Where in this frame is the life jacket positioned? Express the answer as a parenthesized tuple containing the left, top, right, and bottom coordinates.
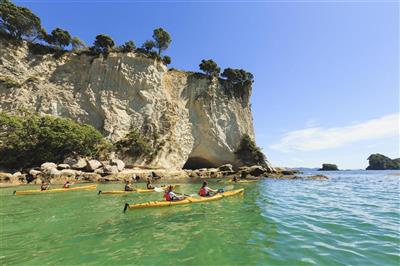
(199, 187, 207, 196)
(164, 191, 172, 201)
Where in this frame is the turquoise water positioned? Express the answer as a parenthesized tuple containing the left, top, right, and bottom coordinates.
(1, 170, 399, 265)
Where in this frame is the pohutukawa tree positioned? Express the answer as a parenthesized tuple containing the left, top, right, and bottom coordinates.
(0, 0, 42, 40)
(152, 28, 171, 55)
(142, 40, 155, 52)
(49, 28, 71, 49)
(120, 40, 136, 52)
(93, 34, 115, 54)
(199, 59, 221, 77)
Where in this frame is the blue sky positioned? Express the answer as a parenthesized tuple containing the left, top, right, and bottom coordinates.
(16, 0, 399, 169)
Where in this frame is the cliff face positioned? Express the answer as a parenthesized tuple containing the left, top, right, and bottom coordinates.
(0, 40, 270, 170)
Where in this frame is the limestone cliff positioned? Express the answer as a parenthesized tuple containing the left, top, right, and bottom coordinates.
(0, 40, 272, 170)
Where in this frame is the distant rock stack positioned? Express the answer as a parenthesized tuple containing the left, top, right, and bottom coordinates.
(319, 164, 339, 171)
(366, 154, 400, 170)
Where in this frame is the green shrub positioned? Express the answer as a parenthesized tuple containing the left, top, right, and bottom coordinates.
(0, 76, 20, 88)
(115, 129, 153, 159)
(0, 112, 106, 169)
(235, 134, 267, 167)
(92, 34, 114, 55)
(162, 55, 171, 65)
(221, 68, 254, 98)
(48, 27, 71, 48)
(119, 40, 136, 53)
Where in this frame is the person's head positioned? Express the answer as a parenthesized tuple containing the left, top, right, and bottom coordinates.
(202, 181, 207, 187)
(147, 178, 151, 183)
(168, 185, 173, 191)
(66, 181, 70, 184)
(41, 181, 45, 184)
(125, 180, 130, 184)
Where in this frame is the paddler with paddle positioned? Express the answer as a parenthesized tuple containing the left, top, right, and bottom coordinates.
(198, 181, 220, 197)
(40, 181, 50, 191)
(164, 185, 186, 201)
(124, 180, 135, 192)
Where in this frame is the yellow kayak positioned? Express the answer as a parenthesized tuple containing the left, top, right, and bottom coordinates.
(228, 180, 258, 184)
(98, 185, 179, 195)
(124, 188, 244, 211)
(14, 185, 97, 195)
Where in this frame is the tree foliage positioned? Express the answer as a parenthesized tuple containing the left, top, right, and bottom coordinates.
(235, 134, 267, 167)
(142, 40, 155, 52)
(93, 34, 115, 54)
(119, 40, 136, 52)
(115, 129, 152, 159)
(221, 68, 254, 85)
(0, 112, 106, 169)
(49, 27, 71, 48)
(0, 0, 41, 40)
(162, 55, 171, 65)
(152, 28, 171, 55)
(199, 59, 220, 77)
(71, 36, 87, 51)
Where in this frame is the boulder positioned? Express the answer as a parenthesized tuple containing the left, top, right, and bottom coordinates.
(71, 158, 87, 169)
(57, 164, 71, 170)
(0, 172, 13, 183)
(110, 159, 125, 171)
(218, 164, 233, 172)
(60, 169, 77, 178)
(243, 165, 267, 177)
(103, 165, 119, 175)
(44, 167, 60, 177)
(40, 162, 57, 171)
(94, 167, 105, 175)
(86, 159, 102, 171)
(29, 169, 42, 177)
(79, 173, 101, 182)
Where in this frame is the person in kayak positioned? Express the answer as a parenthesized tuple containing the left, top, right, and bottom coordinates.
(63, 181, 71, 188)
(124, 180, 135, 191)
(232, 176, 239, 182)
(164, 185, 185, 201)
(40, 181, 49, 191)
(198, 181, 218, 197)
(146, 178, 154, 190)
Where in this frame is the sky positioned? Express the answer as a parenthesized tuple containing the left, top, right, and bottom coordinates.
(15, 0, 399, 169)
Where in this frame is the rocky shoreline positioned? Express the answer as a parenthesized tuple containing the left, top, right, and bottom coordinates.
(0, 158, 328, 187)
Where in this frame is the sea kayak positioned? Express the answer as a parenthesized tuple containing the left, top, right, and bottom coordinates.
(124, 188, 244, 211)
(228, 180, 258, 184)
(98, 185, 179, 195)
(13, 184, 97, 195)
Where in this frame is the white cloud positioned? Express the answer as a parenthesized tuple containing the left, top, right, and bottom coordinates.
(270, 113, 400, 152)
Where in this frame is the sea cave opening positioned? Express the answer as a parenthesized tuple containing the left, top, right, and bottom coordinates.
(183, 156, 218, 170)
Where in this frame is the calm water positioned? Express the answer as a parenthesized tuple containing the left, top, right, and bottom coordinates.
(1, 170, 399, 265)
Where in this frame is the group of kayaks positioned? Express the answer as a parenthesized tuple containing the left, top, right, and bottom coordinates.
(13, 179, 257, 211)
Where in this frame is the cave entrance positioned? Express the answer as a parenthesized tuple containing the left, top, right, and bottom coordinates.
(183, 157, 217, 170)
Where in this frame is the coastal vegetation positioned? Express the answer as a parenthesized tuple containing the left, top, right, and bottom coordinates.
(235, 134, 267, 167)
(366, 154, 400, 170)
(0, 112, 106, 169)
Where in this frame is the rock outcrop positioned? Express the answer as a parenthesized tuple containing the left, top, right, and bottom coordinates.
(0, 40, 273, 171)
(366, 154, 400, 170)
(319, 164, 339, 171)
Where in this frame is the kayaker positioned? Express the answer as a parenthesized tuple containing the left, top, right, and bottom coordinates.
(146, 178, 154, 190)
(124, 180, 135, 191)
(198, 181, 218, 197)
(63, 181, 71, 188)
(40, 181, 49, 191)
(232, 176, 239, 182)
(164, 185, 185, 201)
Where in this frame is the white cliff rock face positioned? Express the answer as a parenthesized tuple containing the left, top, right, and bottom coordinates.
(0, 40, 272, 170)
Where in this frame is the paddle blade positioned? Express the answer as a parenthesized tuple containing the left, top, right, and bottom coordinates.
(123, 203, 129, 213)
(223, 185, 234, 191)
(154, 187, 165, 193)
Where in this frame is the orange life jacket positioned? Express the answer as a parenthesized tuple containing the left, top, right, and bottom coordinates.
(199, 187, 207, 196)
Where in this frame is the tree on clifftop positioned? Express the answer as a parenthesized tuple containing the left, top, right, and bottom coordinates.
(152, 28, 171, 55)
(93, 34, 115, 54)
(142, 40, 155, 52)
(71, 36, 87, 51)
(199, 59, 221, 77)
(0, 0, 41, 40)
(49, 28, 71, 49)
